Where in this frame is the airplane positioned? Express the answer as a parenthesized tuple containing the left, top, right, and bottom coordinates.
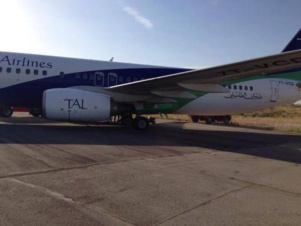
(0, 28, 301, 130)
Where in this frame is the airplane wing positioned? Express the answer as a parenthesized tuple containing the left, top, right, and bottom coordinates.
(74, 50, 301, 102)
(106, 50, 301, 96)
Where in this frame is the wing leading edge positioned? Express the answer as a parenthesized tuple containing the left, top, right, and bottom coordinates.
(105, 50, 301, 97)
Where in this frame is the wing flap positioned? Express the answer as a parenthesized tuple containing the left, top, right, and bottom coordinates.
(151, 91, 196, 99)
(177, 83, 230, 93)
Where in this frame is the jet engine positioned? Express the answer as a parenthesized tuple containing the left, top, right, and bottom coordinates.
(43, 88, 112, 122)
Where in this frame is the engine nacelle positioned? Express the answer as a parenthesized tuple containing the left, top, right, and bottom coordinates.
(43, 88, 111, 122)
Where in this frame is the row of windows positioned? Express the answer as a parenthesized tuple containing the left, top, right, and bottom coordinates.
(72, 72, 142, 83)
(0, 67, 48, 76)
(223, 84, 254, 91)
(0, 66, 142, 84)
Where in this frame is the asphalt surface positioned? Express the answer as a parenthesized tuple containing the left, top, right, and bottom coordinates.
(0, 113, 301, 226)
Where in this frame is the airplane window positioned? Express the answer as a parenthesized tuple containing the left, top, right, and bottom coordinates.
(83, 73, 88, 79)
(89, 73, 94, 80)
(0, 67, 2, 72)
(6, 68, 11, 73)
(239, 85, 242, 90)
(97, 74, 102, 80)
(34, 70, 39, 75)
(234, 85, 237, 90)
(118, 76, 123, 82)
(75, 73, 80, 79)
(250, 86, 254, 91)
(26, 69, 30, 75)
(244, 86, 248, 91)
(16, 68, 21, 74)
(42, 70, 47, 76)
(228, 85, 232, 89)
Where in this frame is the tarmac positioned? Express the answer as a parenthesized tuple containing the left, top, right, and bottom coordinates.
(0, 112, 300, 226)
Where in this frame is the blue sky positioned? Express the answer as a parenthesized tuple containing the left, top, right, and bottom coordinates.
(0, 0, 301, 68)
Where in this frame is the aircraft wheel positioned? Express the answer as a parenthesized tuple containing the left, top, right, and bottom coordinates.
(223, 117, 230, 125)
(0, 106, 13, 118)
(133, 117, 149, 130)
(223, 116, 231, 125)
(205, 117, 213, 124)
(190, 115, 200, 123)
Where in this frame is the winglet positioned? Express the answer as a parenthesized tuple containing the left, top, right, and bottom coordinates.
(282, 28, 301, 52)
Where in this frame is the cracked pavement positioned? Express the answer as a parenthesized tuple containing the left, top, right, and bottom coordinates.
(0, 113, 300, 225)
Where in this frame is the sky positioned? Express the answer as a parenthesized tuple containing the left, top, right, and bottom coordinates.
(0, 0, 301, 68)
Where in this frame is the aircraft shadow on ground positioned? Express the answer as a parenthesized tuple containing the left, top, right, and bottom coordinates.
(0, 121, 300, 164)
(0, 116, 55, 124)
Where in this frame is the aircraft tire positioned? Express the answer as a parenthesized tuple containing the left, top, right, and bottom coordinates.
(190, 115, 200, 123)
(0, 107, 13, 118)
(223, 118, 230, 125)
(133, 117, 149, 130)
(205, 117, 213, 124)
(223, 116, 231, 125)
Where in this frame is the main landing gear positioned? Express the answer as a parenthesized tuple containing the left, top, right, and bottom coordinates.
(133, 116, 150, 130)
(190, 115, 232, 125)
(0, 106, 14, 118)
(114, 115, 155, 130)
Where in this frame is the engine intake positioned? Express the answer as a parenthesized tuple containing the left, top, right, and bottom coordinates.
(43, 88, 112, 122)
